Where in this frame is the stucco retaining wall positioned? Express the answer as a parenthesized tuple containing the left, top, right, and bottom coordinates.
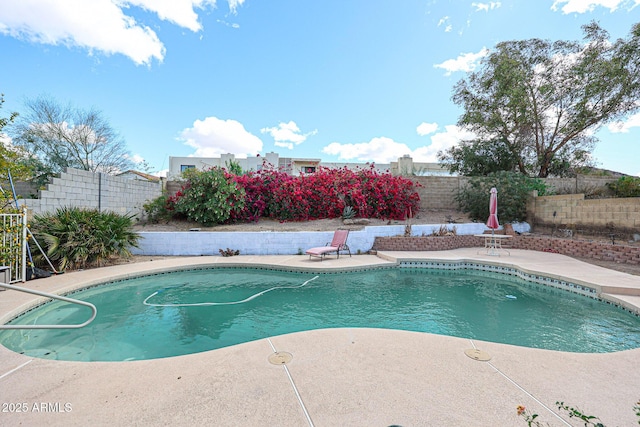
(132, 223, 530, 256)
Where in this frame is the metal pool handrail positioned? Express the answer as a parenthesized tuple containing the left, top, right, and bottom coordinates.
(0, 282, 97, 330)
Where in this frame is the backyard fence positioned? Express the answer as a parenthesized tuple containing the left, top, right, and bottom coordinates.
(13, 168, 162, 219)
(0, 208, 28, 283)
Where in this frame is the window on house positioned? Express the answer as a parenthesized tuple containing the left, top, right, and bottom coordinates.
(181, 165, 195, 172)
(303, 166, 316, 173)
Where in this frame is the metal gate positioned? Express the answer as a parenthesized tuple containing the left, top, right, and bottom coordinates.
(0, 208, 27, 283)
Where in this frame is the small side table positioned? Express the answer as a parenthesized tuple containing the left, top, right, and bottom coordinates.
(474, 234, 511, 256)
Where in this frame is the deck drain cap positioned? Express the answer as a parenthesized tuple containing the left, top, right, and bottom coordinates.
(268, 351, 293, 365)
(464, 348, 491, 361)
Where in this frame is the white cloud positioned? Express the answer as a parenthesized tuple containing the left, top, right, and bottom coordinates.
(322, 126, 476, 164)
(322, 137, 412, 163)
(130, 154, 145, 164)
(607, 111, 640, 133)
(217, 19, 240, 29)
(126, 0, 215, 32)
(228, 0, 245, 14)
(0, 0, 242, 65)
(261, 121, 317, 150)
(437, 16, 452, 32)
(550, 0, 627, 13)
(179, 116, 263, 157)
(416, 122, 438, 136)
(0, 0, 164, 65)
(434, 48, 489, 76)
(472, 2, 502, 12)
(412, 125, 476, 162)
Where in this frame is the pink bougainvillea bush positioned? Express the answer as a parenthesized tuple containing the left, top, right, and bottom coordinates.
(161, 164, 421, 225)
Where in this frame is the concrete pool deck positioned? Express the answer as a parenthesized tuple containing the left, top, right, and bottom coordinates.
(0, 249, 639, 426)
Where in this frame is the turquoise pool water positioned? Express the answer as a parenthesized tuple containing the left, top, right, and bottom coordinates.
(2, 267, 639, 361)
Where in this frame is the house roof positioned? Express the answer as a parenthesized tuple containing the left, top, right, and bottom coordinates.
(117, 170, 161, 182)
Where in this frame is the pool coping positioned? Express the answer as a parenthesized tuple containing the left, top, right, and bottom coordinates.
(1, 249, 639, 426)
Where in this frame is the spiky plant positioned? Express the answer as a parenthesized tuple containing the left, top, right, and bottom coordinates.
(32, 207, 139, 270)
(342, 205, 356, 220)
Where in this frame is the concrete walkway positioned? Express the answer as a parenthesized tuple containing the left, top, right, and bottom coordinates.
(1, 249, 639, 426)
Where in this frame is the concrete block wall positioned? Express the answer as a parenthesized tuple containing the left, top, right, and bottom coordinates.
(164, 175, 615, 213)
(542, 176, 616, 194)
(3, 181, 39, 198)
(20, 168, 161, 218)
(372, 235, 481, 251)
(407, 176, 615, 212)
(531, 194, 640, 229)
(412, 176, 468, 211)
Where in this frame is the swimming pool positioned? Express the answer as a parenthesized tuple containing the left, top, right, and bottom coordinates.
(2, 266, 639, 361)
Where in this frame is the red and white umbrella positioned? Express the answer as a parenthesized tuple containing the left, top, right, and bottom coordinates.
(486, 187, 499, 232)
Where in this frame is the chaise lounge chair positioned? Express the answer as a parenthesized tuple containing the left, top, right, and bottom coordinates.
(306, 229, 352, 261)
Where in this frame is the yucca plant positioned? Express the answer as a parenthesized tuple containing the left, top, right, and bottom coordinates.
(342, 205, 356, 220)
(31, 207, 140, 270)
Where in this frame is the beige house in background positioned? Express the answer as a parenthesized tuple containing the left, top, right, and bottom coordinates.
(167, 152, 449, 180)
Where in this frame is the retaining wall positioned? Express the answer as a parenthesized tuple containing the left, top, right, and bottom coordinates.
(134, 228, 407, 256)
(132, 223, 530, 256)
(372, 235, 640, 265)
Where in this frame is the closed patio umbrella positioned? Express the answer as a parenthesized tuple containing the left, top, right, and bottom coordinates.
(485, 187, 500, 255)
(486, 187, 499, 233)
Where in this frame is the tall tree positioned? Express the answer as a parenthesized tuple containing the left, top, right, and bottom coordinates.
(438, 138, 521, 176)
(0, 93, 18, 132)
(0, 93, 34, 182)
(11, 95, 133, 176)
(440, 21, 640, 177)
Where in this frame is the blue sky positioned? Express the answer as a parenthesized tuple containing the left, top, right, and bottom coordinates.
(1, 0, 639, 176)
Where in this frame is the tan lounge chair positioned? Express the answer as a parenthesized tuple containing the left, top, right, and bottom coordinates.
(306, 229, 351, 260)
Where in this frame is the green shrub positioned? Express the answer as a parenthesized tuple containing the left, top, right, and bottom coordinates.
(172, 167, 245, 225)
(0, 192, 20, 213)
(142, 194, 174, 223)
(455, 171, 548, 223)
(31, 207, 140, 270)
(607, 176, 640, 198)
(225, 159, 243, 176)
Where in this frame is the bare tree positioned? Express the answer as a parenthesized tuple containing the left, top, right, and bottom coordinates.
(12, 95, 133, 175)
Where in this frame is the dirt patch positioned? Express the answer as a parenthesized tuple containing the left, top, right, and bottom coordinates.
(133, 209, 472, 233)
(569, 256, 639, 276)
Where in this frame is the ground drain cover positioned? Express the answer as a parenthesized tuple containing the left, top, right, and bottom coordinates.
(268, 351, 293, 365)
(464, 348, 491, 361)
